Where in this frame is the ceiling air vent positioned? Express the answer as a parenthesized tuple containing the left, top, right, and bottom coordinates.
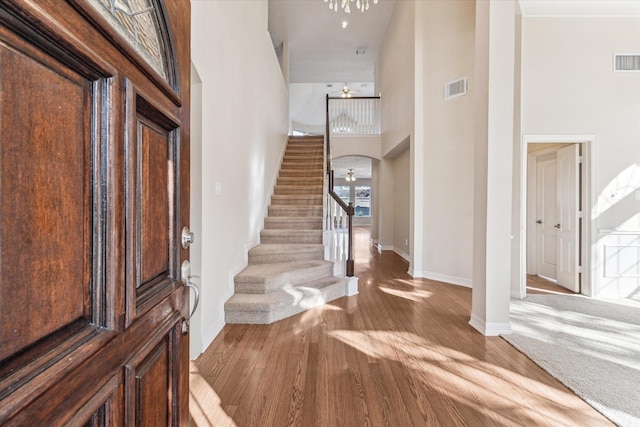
(444, 77, 467, 100)
(614, 54, 640, 72)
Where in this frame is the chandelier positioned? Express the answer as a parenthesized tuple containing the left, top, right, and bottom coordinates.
(325, 0, 378, 14)
(346, 169, 356, 182)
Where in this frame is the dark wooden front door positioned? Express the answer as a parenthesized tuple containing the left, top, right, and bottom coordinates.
(0, 0, 191, 425)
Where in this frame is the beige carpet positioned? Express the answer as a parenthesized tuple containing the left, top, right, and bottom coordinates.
(503, 294, 640, 427)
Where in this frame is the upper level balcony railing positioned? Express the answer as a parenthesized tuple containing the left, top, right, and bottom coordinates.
(328, 96, 381, 135)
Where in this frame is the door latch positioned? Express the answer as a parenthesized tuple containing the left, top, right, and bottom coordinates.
(181, 226, 195, 249)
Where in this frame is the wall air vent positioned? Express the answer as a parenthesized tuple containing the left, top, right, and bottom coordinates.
(444, 77, 467, 100)
(614, 54, 640, 72)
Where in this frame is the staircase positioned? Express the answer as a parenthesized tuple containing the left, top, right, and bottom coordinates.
(224, 136, 347, 324)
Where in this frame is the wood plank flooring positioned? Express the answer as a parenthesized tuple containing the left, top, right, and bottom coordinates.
(190, 228, 613, 426)
(526, 274, 577, 295)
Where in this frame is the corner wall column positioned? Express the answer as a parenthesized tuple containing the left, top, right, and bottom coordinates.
(470, 0, 516, 336)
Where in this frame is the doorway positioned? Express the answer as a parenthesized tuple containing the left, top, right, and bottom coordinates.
(520, 135, 596, 298)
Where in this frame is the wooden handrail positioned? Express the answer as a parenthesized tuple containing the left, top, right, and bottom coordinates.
(327, 96, 381, 100)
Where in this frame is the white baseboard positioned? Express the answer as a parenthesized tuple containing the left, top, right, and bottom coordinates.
(201, 317, 225, 355)
(346, 276, 359, 296)
(469, 314, 512, 336)
(377, 244, 393, 253)
(411, 270, 472, 288)
(408, 267, 422, 277)
(393, 247, 410, 262)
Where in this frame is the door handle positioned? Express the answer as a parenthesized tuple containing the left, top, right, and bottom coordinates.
(185, 279, 200, 320)
(536, 220, 542, 224)
(180, 260, 201, 335)
(554, 224, 561, 229)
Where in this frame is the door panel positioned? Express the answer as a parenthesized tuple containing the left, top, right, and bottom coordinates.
(535, 156, 557, 280)
(557, 144, 580, 292)
(140, 123, 171, 285)
(0, 1, 190, 424)
(0, 41, 91, 361)
(125, 316, 181, 426)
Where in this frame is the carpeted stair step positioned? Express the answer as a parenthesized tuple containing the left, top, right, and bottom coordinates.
(284, 150, 323, 157)
(224, 276, 347, 324)
(268, 205, 323, 217)
(280, 159, 324, 172)
(264, 217, 322, 230)
(271, 195, 322, 206)
(248, 244, 324, 264)
(284, 149, 323, 156)
(277, 176, 323, 186)
(261, 229, 322, 244)
(278, 170, 324, 178)
(233, 260, 334, 294)
(274, 184, 323, 195)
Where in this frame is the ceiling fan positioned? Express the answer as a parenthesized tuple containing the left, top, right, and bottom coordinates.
(333, 83, 359, 98)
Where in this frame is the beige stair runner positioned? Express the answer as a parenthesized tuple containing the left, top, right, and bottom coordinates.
(224, 136, 347, 324)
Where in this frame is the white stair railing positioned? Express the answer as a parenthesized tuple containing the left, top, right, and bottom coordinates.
(328, 97, 381, 135)
(325, 182, 352, 277)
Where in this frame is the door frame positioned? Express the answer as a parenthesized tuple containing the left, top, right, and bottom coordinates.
(519, 135, 597, 298)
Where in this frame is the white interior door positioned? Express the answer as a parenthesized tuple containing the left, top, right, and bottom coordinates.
(536, 155, 558, 280)
(556, 144, 580, 292)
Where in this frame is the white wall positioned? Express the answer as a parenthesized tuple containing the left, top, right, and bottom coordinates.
(418, 0, 476, 287)
(375, 0, 415, 267)
(521, 17, 640, 298)
(393, 148, 410, 260)
(191, 0, 289, 354)
(331, 135, 381, 160)
(376, 2, 415, 158)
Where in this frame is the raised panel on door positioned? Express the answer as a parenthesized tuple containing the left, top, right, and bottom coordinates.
(124, 316, 181, 426)
(125, 83, 181, 324)
(140, 122, 171, 284)
(0, 39, 93, 361)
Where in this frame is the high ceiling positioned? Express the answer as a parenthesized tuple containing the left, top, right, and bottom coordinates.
(268, 0, 397, 83)
(269, 0, 640, 175)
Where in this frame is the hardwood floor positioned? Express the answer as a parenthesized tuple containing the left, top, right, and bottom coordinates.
(526, 274, 577, 295)
(190, 228, 613, 426)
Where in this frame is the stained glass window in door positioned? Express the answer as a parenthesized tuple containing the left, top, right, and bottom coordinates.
(89, 0, 167, 80)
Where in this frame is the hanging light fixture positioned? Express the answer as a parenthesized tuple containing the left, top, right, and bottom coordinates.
(325, 0, 378, 14)
(346, 169, 356, 182)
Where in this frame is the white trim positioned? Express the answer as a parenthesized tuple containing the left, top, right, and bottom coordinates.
(201, 317, 225, 357)
(393, 247, 410, 262)
(408, 267, 423, 277)
(346, 276, 359, 296)
(409, 270, 472, 288)
(520, 134, 597, 298)
(469, 314, 512, 336)
(377, 244, 393, 253)
(423, 271, 472, 288)
(265, 135, 289, 224)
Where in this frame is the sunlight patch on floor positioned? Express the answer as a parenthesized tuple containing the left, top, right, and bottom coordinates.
(527, 286, 573, 295)
(378, 286, 433, 302)
(328, 329, 606, 425)
(189, 362, 237, 427)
